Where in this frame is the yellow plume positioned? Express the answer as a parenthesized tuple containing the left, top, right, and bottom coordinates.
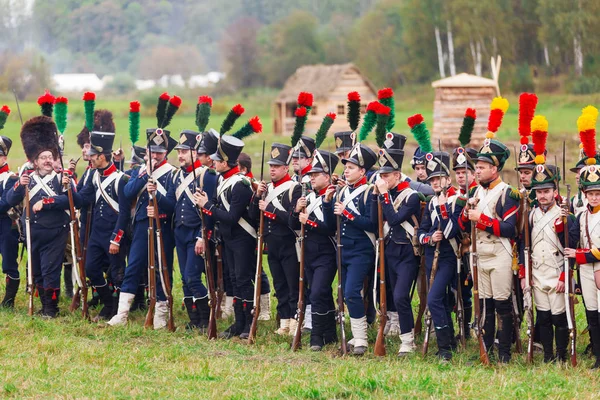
(490, 97, 509, 113)
(531, 115, 548, 132)
(578, 112, 596, 132)
(582, 105, 599, 126)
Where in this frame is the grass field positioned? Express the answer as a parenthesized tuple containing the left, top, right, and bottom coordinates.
(2, 88, 600, 398)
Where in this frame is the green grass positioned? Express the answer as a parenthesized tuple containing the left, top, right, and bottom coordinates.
(1, 261, 600, 399)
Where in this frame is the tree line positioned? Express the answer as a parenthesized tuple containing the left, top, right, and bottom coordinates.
(1, 0, 599, 97)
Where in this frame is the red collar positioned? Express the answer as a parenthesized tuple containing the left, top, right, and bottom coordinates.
(317, 187, 328, 196)
(300, 165, 311, 176)
(396, 181, 410, 192)
(246, 171, 254, 179)
(185, 159, 201, 173)
(222, 166, 240, 179)
(349, 176, 367, 189)
(102, 163, 117, 177)
(273, 173, 292, 188)
(0, 164, 9, 174)
(155, 159, 167, 169)
(447, 186, 457, 197)
(460, 181, 478, 195)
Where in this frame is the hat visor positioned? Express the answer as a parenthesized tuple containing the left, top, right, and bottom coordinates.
(173, 144, 192, 151)
(452, 164, 473, 171)
(532, 183, 556, 190)
(515, 164, 535, 171)
(197, 146, 207, 154)
(570, 167, 582, 173)
(149, 145, 167, 153)
(426, 172, 449, 181)
(210, 153, 223, 161)
(378, 166, 398, 174)
(267, 159, 287, 166)
(87, 148, 102, 156)
(583, 185, 600, 192)
(307, 167, 325, 174)
(292, 150, 306, 158)
(335, 147, 352, 154)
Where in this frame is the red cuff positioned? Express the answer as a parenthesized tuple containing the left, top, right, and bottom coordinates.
(207, 230, 212, 241)
(422, 236, 430, 245)
(559, 271, 565, 282)
(263, 211, 277, 220)
(518, 264, 525, 279)
(111, 229, 124, 244)
(576, 249, 589, 265)
(554, 218, 564, 233)
(342, 209, 355, 221)
(306, 219, 318, 228)
(13, 182, 19, 190)
(201, 207, 212, 216)
(383, 193, 390, 205)
(42, 197, 55, 205)
(476, 213, 493, 229)
(440, 204, 448, 219)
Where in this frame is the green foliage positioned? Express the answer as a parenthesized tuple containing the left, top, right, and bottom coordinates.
(570, 76, 600, 95)
(105, 73, 136, 95)
(511, 64, 535, 94)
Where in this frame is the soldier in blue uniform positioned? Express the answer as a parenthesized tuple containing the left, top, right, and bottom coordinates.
(371, 139, 421, 356)
(7, 116, 81, 317)
(251, 143, 302, 336)
(195, 135, 256, 339)
(0, 133, 20, 307)
(156, 130, 217, 331)
(108, 127, 177, 328)
(417, 151, 466, 360)
(78, 129, 131, 321)
(124, 145, 146, 176)
(323, 143, 377, 355)
(291, 149, 339, 350)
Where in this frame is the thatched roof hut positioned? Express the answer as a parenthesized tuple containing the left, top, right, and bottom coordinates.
(273, 63, 377, 135)
(431, 73, 499, 147)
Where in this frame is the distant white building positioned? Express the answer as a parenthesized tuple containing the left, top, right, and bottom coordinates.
(53, 73, 104, 92)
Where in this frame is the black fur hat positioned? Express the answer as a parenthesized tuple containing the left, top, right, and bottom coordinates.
(21, 116, 59, 161)
(77, 109, 116, 149)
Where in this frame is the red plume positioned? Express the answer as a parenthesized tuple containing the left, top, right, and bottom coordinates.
(159, 92, 170, 101)
(82, 92, 95, 102)
(295, 107, 307, 118)
(518, 93, 538, 144)
(326, 112, 336, 120)
(297, 92, 313, 107)
(465, 108, 476, 119)
(532, 130, 547, 158)
(130, 101, 140, 113)
(407, 114, 424, 128)
(348, 91, 360, 102)
(377, 105, 391, 116)
(169, 95, 182, 107)
(232, 104, 245, 116)
(377, 88, 393, 99)
(487, 109, 505, 133)
(38, 90, 55, 105)
(198, 95, 212, 106)
(249, 116, 262, 133)
(1, 105, 11, 114)
(580, 129, 597, 159)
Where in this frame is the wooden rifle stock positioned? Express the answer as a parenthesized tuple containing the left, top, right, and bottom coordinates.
(470, 199, 490, 365)
(24, 184, 34, 316)
(248, 195, 265, 344)
(66, 186, 89, 320)
(374, 200, 387, 356)
(335, 185, 348, 356)
(152, 197, 175, 332)
(291, 184, 307, 351)
(201, 213, 218, 339)
(522, 192, 534, 363)
(215, 243, 224, 319)
(144, 207, 157, 329)
(564, 184, 577, 367)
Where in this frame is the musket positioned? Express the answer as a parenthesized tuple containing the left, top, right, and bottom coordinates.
(470, 196, 490, 365)
(12, 89, 23, 125)
(192, 138, 217, 338)
(522, 185, 534, 363)
(248, 141, 266, 344)
(144, 143, 158, 329)
(561, 142, 577, 367)
(24, 182, 34, 316)
(422, 185, 446, 356)
(455, 174, 470, 350)
(291, 160, 306, 351)
(54, 120, 89, 320)
(374, 189, 387, 356)
(335, 183, 348, 355)
(215, 239, 224, 319)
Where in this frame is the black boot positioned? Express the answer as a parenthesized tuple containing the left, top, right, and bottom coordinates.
(183, 297, 200, 330)
(196, 297, 211, 332)
(322, 312, 339, 345)
(219, 299, 244, 339)
(43, 288, 60, 318)
(436, 326, 453, 361)
(37, 286, 47, 315)
(552, 312, 568, 363)
(310, 313, 324, 351)
(496, 299, 514, 364)
(130, 285, 147, 312)
(239, 301, 253, 339)
(482, 299, 496, 357)
(463, 306, 472, 339)
(93, 285, 114, 321)
(1, 277, 20, 308)
(537, 310, 554, 362)
(586, 310, 600, 369)
(63, 264, 73, 299)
